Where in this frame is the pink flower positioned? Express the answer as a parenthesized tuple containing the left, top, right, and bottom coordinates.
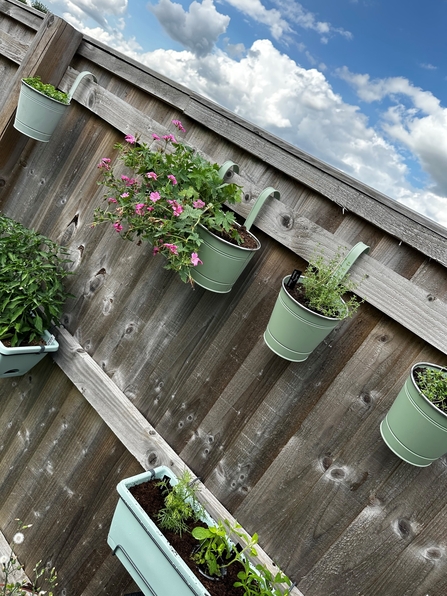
(125, 134, 136, 144)
(113, 222, 123, 232)
(146, 171, 157, 180)
(147, 206, 154, 212)
(108, 197, 117, 203)
(97, 157, 111, 169)
(172, 119, 186, 133)
(152, 133, 160, 140)
(163, 243, 178, 255)
(191, 252, 203, 266)
(150, 191, 161, 202)
(167, 175, 177, 185)
(121, 175, 129, 182)
(153, 246, 160, 255)
(135, 203, 145, 215)
(162, 134, 177, 143)
(168, 200, 183, 216)
(120, 192, 129, 198)
(193, 199, 205, 209)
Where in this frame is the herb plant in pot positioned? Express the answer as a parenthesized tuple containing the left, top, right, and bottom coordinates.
(0, 214, 71, 378)
(93, 121, 279, 292)
(264, 242, 369, 362)
(380, 363, 447, 467)
(14, 71, 96, 142)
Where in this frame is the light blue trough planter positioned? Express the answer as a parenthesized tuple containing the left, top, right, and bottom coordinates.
(108, 466, 212, 596)
(0, 330, 59, 378)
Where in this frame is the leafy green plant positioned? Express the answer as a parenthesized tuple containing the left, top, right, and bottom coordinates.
(0, 520, 57, 596)
(293, 248, 362, 318)
(234, 560, 292, 596)
(414, 366, 447, 412)
(0, 214, 72, 347)
(31, 0, 49, 12)
(22, 77, 69, 104)
(156, 470, 205, 535)
(191, 519, 258, 578)
(93, 120, 244, 284)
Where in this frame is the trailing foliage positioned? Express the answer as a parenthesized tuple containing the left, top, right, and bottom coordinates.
(22, 76, 69, 104)
(0, 214, 71, 347)
(156, 470, 205, 536)
(298, 249, 362, 318)
(93, 121, 243, 284)
(415, 366, 447, 412)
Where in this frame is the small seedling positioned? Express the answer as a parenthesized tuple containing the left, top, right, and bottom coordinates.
(156, 470, 204, 535)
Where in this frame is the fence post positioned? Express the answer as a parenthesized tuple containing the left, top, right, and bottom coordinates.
(0, 12, 83, 202)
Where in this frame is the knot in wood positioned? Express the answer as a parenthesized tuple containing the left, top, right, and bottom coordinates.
(427, 294, 436, 302)
(244, 192, 251, 202)
(424, 547, 443, 561)
(360, 391, 372, 405)
(277, 212, 294, 230)
(396, 518, 412, 538)
(330, 468, 346, 480)
(321, 455, 333, 470)
(146, 452, 158, 465)
(0, 179, 5, 187)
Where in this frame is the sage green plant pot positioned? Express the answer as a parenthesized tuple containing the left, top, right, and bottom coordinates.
(14, 80, 69, 142)
(380, 363, 447, 467)
(264, 276, 347, 362)
(0, 330, 59, 378)
(108, 466, 212, 596)
(190, 224, 260, 293)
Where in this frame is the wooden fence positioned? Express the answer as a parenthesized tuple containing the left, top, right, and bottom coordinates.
(1, 2, 447, 595)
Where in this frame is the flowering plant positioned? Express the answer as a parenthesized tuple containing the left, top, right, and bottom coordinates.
(93, 120, 243, 283)
(0, 520, 57, 595)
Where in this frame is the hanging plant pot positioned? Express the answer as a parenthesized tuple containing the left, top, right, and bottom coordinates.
(264, 242, 369, 362)
(264, 275, 347, 362)
(0, 330, 59, 378)
(108, 466, 213, 596)
(380, 363, 447, 467)
(14, 71, 96, 142)
(190, 185, 280, 293)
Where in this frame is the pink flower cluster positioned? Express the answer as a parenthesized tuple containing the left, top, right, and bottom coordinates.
(168, 200, 183, 217)
(97, 157, 111, 170)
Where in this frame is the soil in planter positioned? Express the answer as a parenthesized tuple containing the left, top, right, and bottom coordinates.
(212, 226, 258, 250)
(129, 481, 245, 596)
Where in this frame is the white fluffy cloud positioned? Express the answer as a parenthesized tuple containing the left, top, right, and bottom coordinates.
(139, 40, 447, 223)
(149, 0, 229, 57)
(338, 67, 447, 197)
(55, 0, 127, 28)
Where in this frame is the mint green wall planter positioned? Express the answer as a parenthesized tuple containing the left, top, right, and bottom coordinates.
(14, 71, 96, 142)
(264, 242, 369, 362)
(380, 363, 447, 467)
(108, 467, 212, 596)
(0, 330, 59, 378)
(264, 275, 346, 362)
(190, 224, 260, 293)
(190, 184, 280, 293)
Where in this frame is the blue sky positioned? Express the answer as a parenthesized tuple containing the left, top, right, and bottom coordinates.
(42, 0, 447, 227)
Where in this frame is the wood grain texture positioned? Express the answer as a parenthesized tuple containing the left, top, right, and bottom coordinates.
(2, 5, 447, 596)
(52, 326, 304, 596)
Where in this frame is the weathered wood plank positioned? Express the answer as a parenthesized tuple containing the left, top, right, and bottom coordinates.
(0, 28, 28, 64)
(0, 0, 42, 30)
(52, 326, 304, 595)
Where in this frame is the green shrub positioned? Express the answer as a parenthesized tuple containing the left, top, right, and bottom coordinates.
(22, 76, 69, 104)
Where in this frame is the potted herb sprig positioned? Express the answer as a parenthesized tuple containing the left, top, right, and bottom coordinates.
(0, 214, 71, 377)
(93, 120, 279, 292)
(264, 243, 369, 362)
(381, 363, 447, 466)
(14, 71, 96, 142)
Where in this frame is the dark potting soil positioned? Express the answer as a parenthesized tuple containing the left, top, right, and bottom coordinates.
(129, 481, 245, 596)
(284, 283, 331, 316)
(213, 226, 258, 250)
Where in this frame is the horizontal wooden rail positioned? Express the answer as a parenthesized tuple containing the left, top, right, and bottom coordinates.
(52, 327, 304, 596)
